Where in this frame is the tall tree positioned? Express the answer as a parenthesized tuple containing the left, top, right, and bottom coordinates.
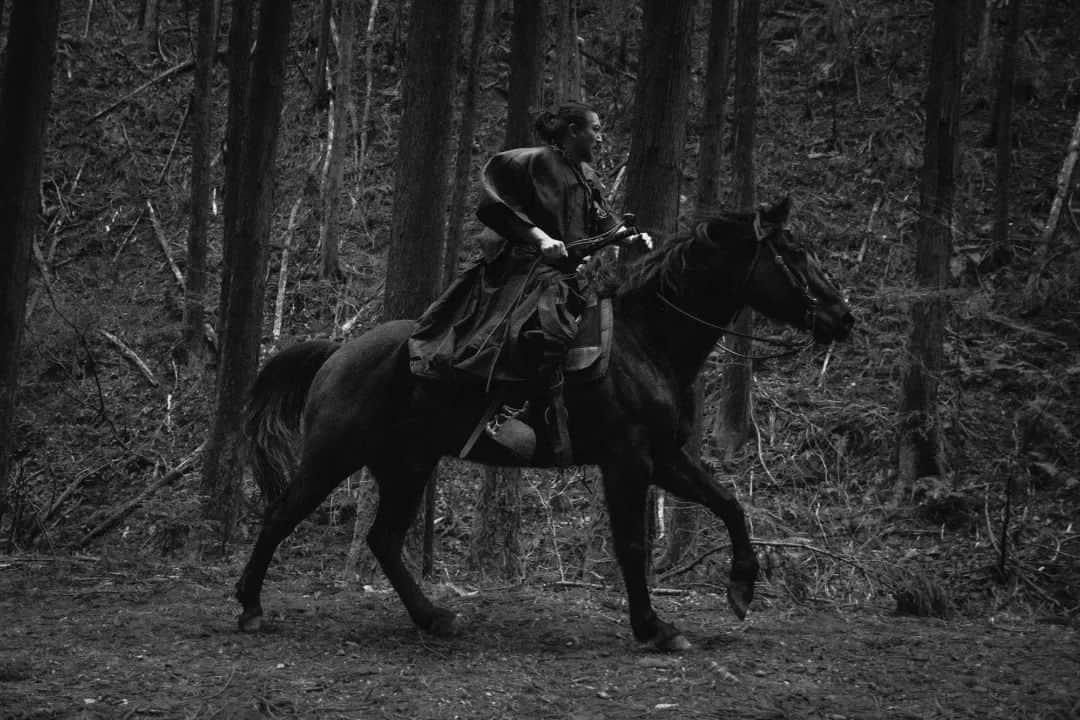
(319, 0, 356, 279)
(383, 0, 461, 320)
(987, 0, 1023, 268)
(183, 0, 220, 362)
(660, 0, 734, 571)
(471, 0, 545, 580)
(382, 0, 461, 570)
(621, 0, 694, 249)
(445, 0, 490, 289)
(0, 0, 61, 516)
(504, 0, 545, 149)
(897, 0, 964, 486)
(200, 0, 293, 550)
(713, 0, 759, 459)
(620, 0, 695, 575)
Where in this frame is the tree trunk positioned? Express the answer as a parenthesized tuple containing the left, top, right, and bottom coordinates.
(0, 0, 60, 518)
(897, 0, 964, 488)
(622, 0, 694, 246)
(476, 0, 546, 579)
(621, 0, 694, 574)
(505, 0, 545, 150)
(216, 0, 254, 339)
(660, 0, 733, 571)
(383, 0, 461, 566)
(383, 0, 460, 321)
(313, 0, 332, 110)
(989, 0, 1022, 265)
(714, 0, 759, 460)
(695, 0, 733, 215)
(554, 0, 581, 103)
(319, 0, 355, 279)
(444, 0, 489, 289)
(200, 0, 292, 552)
(470, 464, 523, 581)
(142, 0, 160, 53)
(183, 0, 219, 363)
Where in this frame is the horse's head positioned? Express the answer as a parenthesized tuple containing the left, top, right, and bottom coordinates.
(703, 198, 854, 343)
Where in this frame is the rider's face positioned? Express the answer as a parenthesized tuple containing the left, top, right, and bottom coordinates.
(568, 112, 602, 163)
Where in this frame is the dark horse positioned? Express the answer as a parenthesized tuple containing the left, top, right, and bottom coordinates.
(236, 198, 854, 651)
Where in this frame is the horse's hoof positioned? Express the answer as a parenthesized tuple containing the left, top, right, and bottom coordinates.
(238, 610, 264, 633)
(425, 608, 460, 637)
(652, 633, 692, 652)
(726, 580, 754, 620)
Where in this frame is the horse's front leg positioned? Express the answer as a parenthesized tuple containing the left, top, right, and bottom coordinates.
(653, 449, 759, 619)
(600, 453, 691, 652)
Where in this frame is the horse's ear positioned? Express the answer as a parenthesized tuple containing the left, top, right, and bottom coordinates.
(759, 196, 792, 226)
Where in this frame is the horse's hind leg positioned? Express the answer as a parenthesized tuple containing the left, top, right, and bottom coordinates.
(236, 453, 349, 632)
(653, 449, 759, 619)
(366, 456, 456, 635)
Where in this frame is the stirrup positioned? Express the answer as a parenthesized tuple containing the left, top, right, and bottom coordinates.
(485, 402, 536, 461)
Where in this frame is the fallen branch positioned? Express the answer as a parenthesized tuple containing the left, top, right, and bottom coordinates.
(88, 59, 195, 123)
(99, 329, 159, 387)
(146, 199, 185, 291)
(76, 443, 204, 549)
(156, 96, 191, 184)
(658, 538, 879, 588)
(1041, 106, 1080, 247)
(35, 461, 115, 535)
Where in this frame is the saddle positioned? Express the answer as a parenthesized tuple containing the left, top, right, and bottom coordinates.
(456, 297, 613, 461)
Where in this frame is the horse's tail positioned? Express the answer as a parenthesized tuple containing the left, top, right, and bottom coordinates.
(244, 340, 341, 504)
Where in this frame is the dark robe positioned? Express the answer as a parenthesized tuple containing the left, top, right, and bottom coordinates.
(409, 145, 617, 386)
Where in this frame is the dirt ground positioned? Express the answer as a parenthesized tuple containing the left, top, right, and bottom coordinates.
(1, 554, 1077, 720)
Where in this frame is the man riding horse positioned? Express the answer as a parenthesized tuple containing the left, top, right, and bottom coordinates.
(409, 102, 651, 466)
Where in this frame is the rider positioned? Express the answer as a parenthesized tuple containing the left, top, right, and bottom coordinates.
(410, 102, 648, 466)
(474, 101, 633, 465)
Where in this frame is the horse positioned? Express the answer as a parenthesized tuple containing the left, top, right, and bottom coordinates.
(236, 197, 854, 651)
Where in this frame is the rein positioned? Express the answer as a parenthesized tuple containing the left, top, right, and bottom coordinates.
(654, 214, 818, 361)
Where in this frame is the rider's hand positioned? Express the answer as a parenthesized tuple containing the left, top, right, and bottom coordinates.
(620, 231, 654, 251)
(535, 233, 568, 262)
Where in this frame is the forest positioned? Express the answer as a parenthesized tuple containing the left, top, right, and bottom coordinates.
(0, 0, 1078, 717)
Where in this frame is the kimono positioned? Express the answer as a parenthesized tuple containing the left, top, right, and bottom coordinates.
(408, 145, 617, 386)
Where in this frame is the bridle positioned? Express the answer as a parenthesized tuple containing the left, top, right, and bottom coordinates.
(655, 210, 819, 361)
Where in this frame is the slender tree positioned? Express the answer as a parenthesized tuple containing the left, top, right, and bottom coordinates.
(319, 0, 356, 279)
(986, 0, 1023, 270)
(444, 0, 490, 288)
(183, 0, 220, 362)
(897, 0, 964, 486)
(141, 0, 161, 53)
(554, 0, 582, 103)
(313, 0, 332, 110)
(660, 0, 734, 571)
(200, 0, 293, 550)
(505, 0, 545, 150)
(0, 0, 61, 515)
(713, 0, 759, 459)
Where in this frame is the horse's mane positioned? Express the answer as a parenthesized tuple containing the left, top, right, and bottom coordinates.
(584, 211, 754, 299)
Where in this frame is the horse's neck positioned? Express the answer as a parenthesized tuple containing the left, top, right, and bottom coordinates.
(616, 286, 742, 385)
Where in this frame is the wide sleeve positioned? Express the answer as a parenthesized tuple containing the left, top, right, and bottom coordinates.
(476, 148, 566, 245)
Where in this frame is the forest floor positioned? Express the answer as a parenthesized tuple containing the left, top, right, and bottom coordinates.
(2, 551, 1078, 720)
